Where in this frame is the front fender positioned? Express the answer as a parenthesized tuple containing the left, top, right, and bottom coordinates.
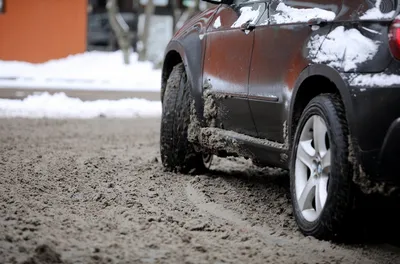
(162, 6, 219, 119)
(162, 39, 205, 120)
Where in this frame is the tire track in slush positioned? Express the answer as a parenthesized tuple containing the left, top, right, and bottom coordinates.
(185, 181, 298, 247)
(185, 181, 379, 264)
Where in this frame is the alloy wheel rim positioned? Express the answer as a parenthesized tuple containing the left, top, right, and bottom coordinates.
(295, 115, 331, 222)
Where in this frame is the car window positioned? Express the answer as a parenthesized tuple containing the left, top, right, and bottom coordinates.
(265, 0, 341, 26)
(341, 0, 397, 21)
(88, 15, 103, 30)
(209, 2, 266, 31)
(232, 0, 253, 5)
(232, 3, 266, 28)
(0, 0, 4, 14)
(281, 0, 342, 13)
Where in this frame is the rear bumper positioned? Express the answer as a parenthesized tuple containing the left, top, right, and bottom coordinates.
(378, 118, 400, 183)
(348, 85, 400, 151)
(344, 74, 400, 184)
(341, 70, 400, 186)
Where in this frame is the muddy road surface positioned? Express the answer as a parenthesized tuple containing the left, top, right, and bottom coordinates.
(1, 118, 399, 264)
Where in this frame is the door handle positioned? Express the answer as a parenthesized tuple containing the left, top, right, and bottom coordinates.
(308, 18, 328, 31)
(240, 21, 256, 32)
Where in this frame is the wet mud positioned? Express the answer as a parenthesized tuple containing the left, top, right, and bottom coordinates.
(1, 118, 400, 264)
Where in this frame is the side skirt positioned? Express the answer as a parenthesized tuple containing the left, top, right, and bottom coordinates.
(198, 127, 289, 169)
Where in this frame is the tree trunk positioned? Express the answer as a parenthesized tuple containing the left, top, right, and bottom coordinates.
(194, 0, 200, 12)
(138, 0, 155, 62)
(107, 0, 131, 64)
(174, 0, 200, 33)
(170, 0, 179, 34)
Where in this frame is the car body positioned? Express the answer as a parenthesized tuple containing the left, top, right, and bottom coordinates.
(160, 0, 400, 240)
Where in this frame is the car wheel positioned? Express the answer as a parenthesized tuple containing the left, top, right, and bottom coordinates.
(160, 63, 209, 173)
(290, 94, 354, 240)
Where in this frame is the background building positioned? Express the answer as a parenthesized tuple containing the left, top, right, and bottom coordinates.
(0, 0, 87, 63)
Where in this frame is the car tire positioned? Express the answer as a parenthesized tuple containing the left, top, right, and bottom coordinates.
(290, 94, 354, 240)
(160, 63, 209, 173)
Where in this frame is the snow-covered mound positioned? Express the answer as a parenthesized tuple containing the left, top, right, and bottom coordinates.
(0, 92, 161, 118)
(0, 51, 161, 92)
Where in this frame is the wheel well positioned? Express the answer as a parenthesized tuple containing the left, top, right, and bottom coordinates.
(161, 51, 182, 102)
(291, 75, 341, 143)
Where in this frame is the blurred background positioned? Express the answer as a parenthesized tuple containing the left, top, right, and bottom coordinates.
(86, 0, 209, 66)
(0, 0, 209, 117)
(0, 0, 209, 64)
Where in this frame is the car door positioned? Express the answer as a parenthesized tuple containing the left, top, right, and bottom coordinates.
(203, 0, 266, 136)
(248, 0, 342, 142)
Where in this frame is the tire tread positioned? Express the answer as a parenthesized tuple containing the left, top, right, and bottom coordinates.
(160, 63, 205, 173)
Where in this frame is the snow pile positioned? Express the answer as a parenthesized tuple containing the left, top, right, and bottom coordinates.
(0, 92, 161, 118)
(268, 3, 336, 24)
(308, 26, 379, 71)
(360, 0, 395, 20)
(0, 51, 161, 91)
(231, 6, 262, 28)
(350, 73, 400, 87)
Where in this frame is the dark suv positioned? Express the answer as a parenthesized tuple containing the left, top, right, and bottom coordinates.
(160, 0, 400, 240)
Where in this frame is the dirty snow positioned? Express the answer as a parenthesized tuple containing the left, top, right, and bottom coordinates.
(308, 26, 379, 71)
(214, 16, 222, 29)
(2, 118, 399, 264)
(0, 92, 161, 118)
(269, 3, 336, 24)
(350, 73, 400, 87)
(360, 0, 395, 20)
(231, 6, 261, 28)
(0, 51, 161, 91)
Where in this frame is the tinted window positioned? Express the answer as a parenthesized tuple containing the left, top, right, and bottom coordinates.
(209, 2, 266, 30)
(339, 0, 396, 21)
(282, 0, 342, 13)
(267, 0, 342, 25)
(0, 0, 5, 13)
(233, 0, 253, 5)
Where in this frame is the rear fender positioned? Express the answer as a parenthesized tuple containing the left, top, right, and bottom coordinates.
(289, 64, 356, 148)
